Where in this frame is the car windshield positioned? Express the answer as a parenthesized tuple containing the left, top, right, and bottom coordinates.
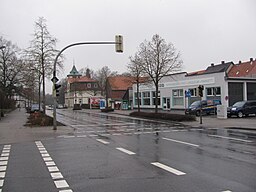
(232, 101, 246, 107)
(190, 101, 200, 107)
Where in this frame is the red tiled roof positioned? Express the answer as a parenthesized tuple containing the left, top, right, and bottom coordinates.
(67, 76, 97, 83)
(107, 76, 135, 90)
(228, 60, 256, 77)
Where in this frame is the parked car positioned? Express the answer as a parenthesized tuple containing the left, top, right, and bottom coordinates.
(227, 100, 256, 118)
(185, 99, 221, 116)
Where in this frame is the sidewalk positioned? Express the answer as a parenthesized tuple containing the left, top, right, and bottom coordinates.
(110, 109, 256, 130)
(0, 108, 74, 145)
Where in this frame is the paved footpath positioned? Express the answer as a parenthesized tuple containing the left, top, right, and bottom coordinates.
(0, 108, 74, 145)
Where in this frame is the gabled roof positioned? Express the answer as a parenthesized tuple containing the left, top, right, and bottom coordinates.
(186, 62, 233, 76)
(204, 62, 233, 74)
(228, 59, 256, 77)
(107, 76, 135, 91)
(67, 65, 82, 77)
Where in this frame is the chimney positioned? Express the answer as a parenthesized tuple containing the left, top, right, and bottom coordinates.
(211, 63, 214, 67)
(239, 60, 242, 64)
(250, 58, 253, 62)
(221, 61, 225, 64)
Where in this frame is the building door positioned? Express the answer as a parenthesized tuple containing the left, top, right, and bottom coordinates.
(162, 97, 170, 110)
(228, 82, 243, 106)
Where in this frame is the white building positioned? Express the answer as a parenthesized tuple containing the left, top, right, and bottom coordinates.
(133, 59, 256, 110)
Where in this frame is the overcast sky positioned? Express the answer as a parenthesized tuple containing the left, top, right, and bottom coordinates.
(1, 0, 256, 93)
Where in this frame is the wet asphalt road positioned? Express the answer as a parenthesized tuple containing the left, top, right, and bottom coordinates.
(1, 109, 256, 192)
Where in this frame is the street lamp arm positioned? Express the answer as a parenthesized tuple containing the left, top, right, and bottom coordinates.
(52, 39, 121, 130)
(53, 41, 116, 77)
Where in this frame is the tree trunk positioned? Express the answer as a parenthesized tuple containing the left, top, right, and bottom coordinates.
(155, 84, 159, 113)
(136, 81, 140, 112)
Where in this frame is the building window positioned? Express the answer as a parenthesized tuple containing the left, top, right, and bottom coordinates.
(173, 89, 184, 106)
(87, 83, 91, 88)
(188, 88, 197, 97)
(206, 87, 221, 96)
(134, 92, 141, 105)
(143, 91, 150, 105)
(94, 83, 98, 88)
(152, 91, 160, 105)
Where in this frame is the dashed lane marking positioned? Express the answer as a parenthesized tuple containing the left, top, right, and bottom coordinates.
(208, 135, 253, 143)
(0, 145, 11, 191)
(35, 141, 73, 192)
(96, 139, 110, 145)
(151, 162, 186, 176)
(162, 137, 200, 148)
(116, 147, 136, 155)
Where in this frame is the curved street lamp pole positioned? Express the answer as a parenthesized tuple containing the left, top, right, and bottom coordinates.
(52, 37, 123, 130)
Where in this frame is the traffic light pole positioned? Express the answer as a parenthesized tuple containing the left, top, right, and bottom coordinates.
(52, 38, 123, 130)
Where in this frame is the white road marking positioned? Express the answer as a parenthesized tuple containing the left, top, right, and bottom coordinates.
(162, 137, 200, 147)
(54, 180, 69, 188)
(89, 134, 98, 137)
(59, 189, 73, 192)
(48, 166, 59, 172)
(35, 141, 72, 192)
(45, 161, 56, 166)
(151, 162, 186, 176)
(0, 180, 3, 187)
(0, 162, 7, 166)
(43, 157, 53, 161)
(77, 135, 87, 138)
(96, 139, 110, 145)
(112, 133, 122, 136)
(116, 148, 136, 155)
(208, 135, 253, 143)
(0, 166, 6, 171)
(222, 190, 232, 192)
(2, 150, 10, 153)
(0, 172, 5, 178)
(42, 153, 50, 157)
(0, 157, 8, 161)
(1, 153, 9, 157)
(51, 172, 63, 179)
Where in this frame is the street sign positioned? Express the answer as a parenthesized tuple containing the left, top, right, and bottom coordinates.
(185, 90, 191, 98)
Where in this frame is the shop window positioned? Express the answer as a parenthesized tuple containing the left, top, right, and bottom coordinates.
(143, 91, 150, 105)
(152, 91, 160, 105)
(173, 89, 184, 106)
(206, 87, 221, 96)
(134, 92, 141, 105)
(188, 88, 197, 97)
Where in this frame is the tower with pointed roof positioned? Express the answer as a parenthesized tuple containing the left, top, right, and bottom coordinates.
(67, 65, 82, 78)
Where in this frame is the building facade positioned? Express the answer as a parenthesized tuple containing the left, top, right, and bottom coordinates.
(132, 59, 256, 110)
(65, 66, 101, 109)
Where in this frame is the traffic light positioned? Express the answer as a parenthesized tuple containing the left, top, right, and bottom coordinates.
(54, 84, 61, 97)
(115, 35, 123, 53)
(198, 85, 204, 97)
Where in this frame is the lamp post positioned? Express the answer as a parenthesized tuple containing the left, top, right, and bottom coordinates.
(52, 35, 123, 130)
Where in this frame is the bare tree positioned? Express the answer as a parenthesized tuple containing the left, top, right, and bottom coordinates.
(26, 17, 63, 114)
(134, 34, 182, 113)
(128, 53, 144, 112)
(93, 66, 117, 108)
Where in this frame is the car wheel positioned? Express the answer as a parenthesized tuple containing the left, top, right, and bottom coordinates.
(237, 111, 243, 118)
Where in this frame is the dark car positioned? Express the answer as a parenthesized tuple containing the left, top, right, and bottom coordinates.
(185, 99, 221, 116)
(227, 100, 256, 118)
